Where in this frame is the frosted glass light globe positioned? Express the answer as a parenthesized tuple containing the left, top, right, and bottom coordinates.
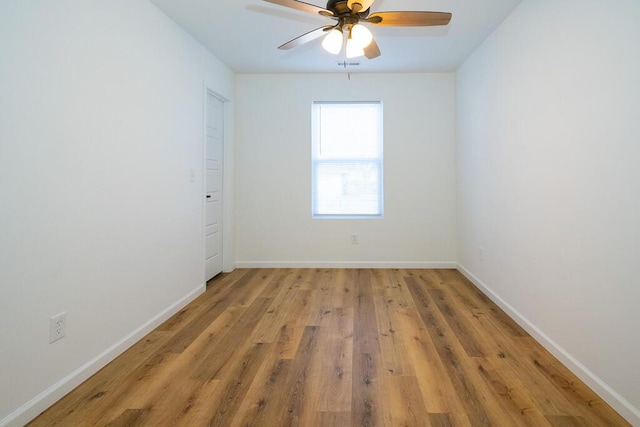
(346, 37, 364, 58)
(351, 24, 373, 48)
(322, 29, 343, 55)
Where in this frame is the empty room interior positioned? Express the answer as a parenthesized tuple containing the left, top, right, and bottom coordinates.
(1, 0, 639, 426)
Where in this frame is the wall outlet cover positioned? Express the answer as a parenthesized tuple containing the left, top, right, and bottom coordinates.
(50, 312, 67, 343)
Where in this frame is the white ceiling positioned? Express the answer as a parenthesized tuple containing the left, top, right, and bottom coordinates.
(150, 0, 523, 74)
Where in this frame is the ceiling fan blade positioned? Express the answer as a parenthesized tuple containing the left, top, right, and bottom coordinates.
(263, 0, 334, 17)
(347, 0, 375, 13)
(367, 11, 452, 26)
(278, 26, 334, 50)
(364, 38, 381, 59)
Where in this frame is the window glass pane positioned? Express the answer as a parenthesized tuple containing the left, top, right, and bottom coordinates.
(315, 161, 381, 216)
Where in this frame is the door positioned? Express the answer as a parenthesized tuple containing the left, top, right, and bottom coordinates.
(205, 92, 224, 281)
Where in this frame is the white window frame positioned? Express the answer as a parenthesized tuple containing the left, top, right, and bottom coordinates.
(311, 101, 384, 219)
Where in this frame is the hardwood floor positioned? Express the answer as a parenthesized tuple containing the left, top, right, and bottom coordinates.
(29, 269, 629, 426)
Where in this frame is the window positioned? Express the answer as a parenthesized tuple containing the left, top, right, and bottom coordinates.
(312, 101, 383, 218)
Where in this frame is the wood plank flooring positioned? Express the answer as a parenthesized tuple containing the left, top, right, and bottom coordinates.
(29, 269, 629, 426)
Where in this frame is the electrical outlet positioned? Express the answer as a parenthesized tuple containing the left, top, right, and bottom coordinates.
(50, 312, 67, 343)
(479, 247, 484, 262)
(351, 233, 359, 245)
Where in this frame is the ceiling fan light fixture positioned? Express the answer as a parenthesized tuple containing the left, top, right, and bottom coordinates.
(346, 37, 364, 59)
(265, 0, 453, 61)
(351, 23, 373, 48)
(322, 28, 343, 55)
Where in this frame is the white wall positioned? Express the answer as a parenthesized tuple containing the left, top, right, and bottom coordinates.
(235, 73, 456, 268)
(0, 1, 234, 425)
(456, 0, 640, 423)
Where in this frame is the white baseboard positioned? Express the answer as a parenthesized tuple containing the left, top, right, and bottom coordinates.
(234, 261, 458, 269)
(1, 284, 206, 427)
(456, 264, 640, 426)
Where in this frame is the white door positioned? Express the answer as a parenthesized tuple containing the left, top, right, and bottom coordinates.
(205, 93, 224, 281)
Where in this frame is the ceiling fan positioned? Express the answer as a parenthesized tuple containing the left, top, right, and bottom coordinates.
(262, 0, 452, 59)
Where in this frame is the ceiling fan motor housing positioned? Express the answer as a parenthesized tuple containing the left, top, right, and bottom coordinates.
(326, 0, 370, 18)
